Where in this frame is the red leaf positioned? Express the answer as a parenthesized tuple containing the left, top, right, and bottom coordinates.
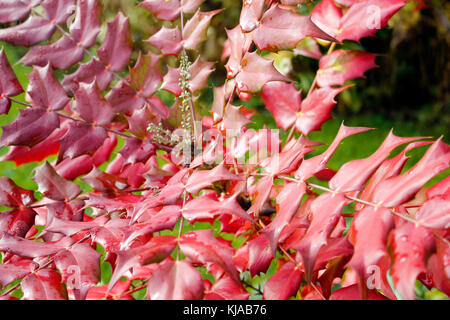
(293, 192, 347, 282)
(316, 50, 377, 87)
(235, 51, 289, 94)
(161, 57, 215, 95)
(82, 167, 128, 192)
(247, 175, 274, 219)
(0, 176, 35, 208)
(263, 261, 302, 300)
(0, 16, 56, 46)
(391, 221, 435, 300)
(204, 274, 250, 300)
(62, 58, 113, 92)
(0, 108, 59, 148)
(347, 207, 394, 297)
(427, 176, 450, 199)
(0, 232, 74, 258)
(118, 138, 155, 166)
(185, 163, 241, 194)
(253, 5, 336, 51)
(260, 81, 302, 131)
(311, 0, 406, 42)
(22, 269, 68, 300)
(26, 63, 70, 111)
(356, 141, 430, 210)
(122, 205, 181, 248)
(57, 122, 108, 162)
(416, 195, 450, 229)
(263, 182, 306, 256)
(239, 0, 264, 32)
(41, 0, 76, 25)
(224, 26, 253, 78)
(0, 48, 23, 114)
(106, 81, 144, 116)
(147, 259, 204, 300)
(0, 259, 38, 287)
(146, 27, 182, 56)
(73, 81, 114, 125)
(180, 230, 239, 283)
(297, 123, 364, 181)
(329, 131, 421, 193)
(129, 52, 162, 99)
(108, 236, 177, 291)
(182, 9, 223, 51)
(0, 208, 36, 237)
(45, 214, 108, 237)
(295, 86, 351, 135)
(329, 284, 389, 300)
(20, 35, 83, 70)
(0, 0, 37, 24)
(54, 243, 101, 300)
(1, 122, 69, 165)
(372, 138, 450, 207)
(97, 12, 131, 72)
(248, 234, 273, 277)
(33, 161, 81, 201)
(69, 0, 101, 48)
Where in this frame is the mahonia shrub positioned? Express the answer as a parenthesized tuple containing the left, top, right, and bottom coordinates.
(0, 0, 448, 300)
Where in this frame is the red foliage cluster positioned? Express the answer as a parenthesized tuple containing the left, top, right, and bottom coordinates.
(0, 0, 448, 300)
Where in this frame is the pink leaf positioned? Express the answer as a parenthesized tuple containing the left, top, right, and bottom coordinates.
(146, 27, 182, 56)
(235, 51, 289, 94)
(372, 138, 450, 207)
(0, 16, 55, 46)
(96, 12, 131, 72)
(316, 50, 378, 87)
(311, 0, 407, 42)
(54, 243, 101, 300)
(34, 161, 81, 201)
(0, 176, 35, 208)
(416, 195, 450, 229)
(253, 5, 336, 51)
(293, 192, 347, 282)
(180, 230, 239, 283)
(0, 108, 59, 148)
(0, 232, 74, 258)
(248, 234, 273, 277)
(239, 0, 265, 32)
(0, 0, 38, 24)
(329, 131, 421, 193)
(263, 182, 306, 256)
(57, 122, 108, 163)
(0, 259, 38, 287)
(182, 9, 223, 51)
(73, 81, 114, 125)
(295, 123, 371, 181)
(391, 221, 435, 300)
(263, 261, 302, 300)
(0, 48, 23, 114)
(147, 259, 204, 300)
(26, 63, 70, 111)
(22, 269, 68, 300)
(70, 0, 101, 48)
